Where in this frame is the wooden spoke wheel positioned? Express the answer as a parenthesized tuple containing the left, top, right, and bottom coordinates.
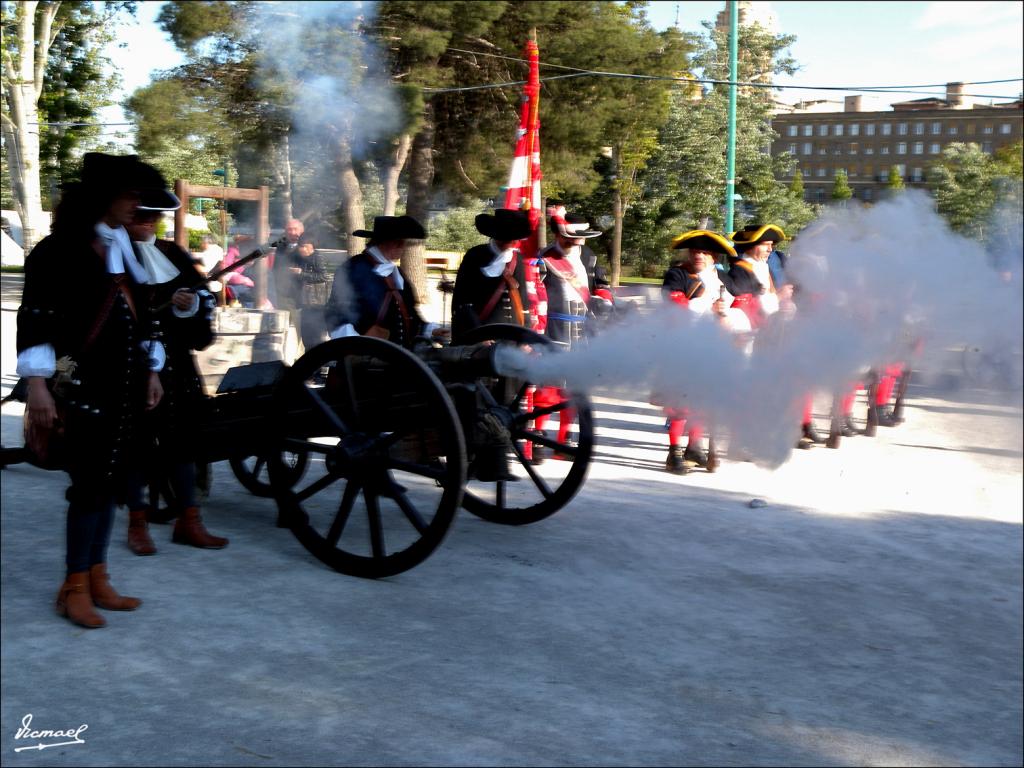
(268, 337, 466, 578)
(230, 449, 308, 498)
(456, 324, 594, 526)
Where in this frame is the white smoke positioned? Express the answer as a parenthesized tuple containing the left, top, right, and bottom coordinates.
(497, 190, 1024, 469)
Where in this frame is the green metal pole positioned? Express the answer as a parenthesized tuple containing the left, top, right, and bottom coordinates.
(725, 0, 738, 238)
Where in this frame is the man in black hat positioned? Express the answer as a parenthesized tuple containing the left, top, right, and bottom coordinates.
(724, 224, 791, 326)
(450, 208, 531, 343)
(324, 215, 429, 348)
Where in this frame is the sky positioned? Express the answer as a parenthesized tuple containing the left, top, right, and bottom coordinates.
(98, 0, 1023, 146)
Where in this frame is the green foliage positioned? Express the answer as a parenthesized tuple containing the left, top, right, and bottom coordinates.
(887, 166, 905, 190)
(927, 142, 1009, 240)
(831, 169, 852, 201)
(790, 168, 804, 198)
(188, 229, 205, 251)
(425, 206, 483, 252)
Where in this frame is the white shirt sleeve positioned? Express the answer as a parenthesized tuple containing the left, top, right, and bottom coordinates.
(140, 340, 166, 372)
(16, 344, 57, 378)
(329, 324, 359, 339)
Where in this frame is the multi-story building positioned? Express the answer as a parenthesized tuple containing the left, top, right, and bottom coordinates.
(771, 83, 1023, 202)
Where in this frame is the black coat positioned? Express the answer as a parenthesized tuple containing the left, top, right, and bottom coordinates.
(17, 233, 156, 487)
(324, 251, 425, 348)
(451, 243, 528, 342)
(723, 259, 767, 297)
(271, 241, 302, 311)
(661, 265, 706, 300)
(138, 240, 215, 460)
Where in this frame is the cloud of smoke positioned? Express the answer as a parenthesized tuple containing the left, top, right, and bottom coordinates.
(497, 190, 1023, 469)
(250, 1, 399, 221)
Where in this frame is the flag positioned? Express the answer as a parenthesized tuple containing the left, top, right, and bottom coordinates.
(504, 38, 545, 332)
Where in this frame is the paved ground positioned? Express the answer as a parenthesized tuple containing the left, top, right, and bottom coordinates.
(1, 273, 1021, 766)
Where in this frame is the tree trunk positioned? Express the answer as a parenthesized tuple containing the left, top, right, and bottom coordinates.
(610, 149, 623, 288)
(610, 186, 623, 288)
(281, 133, 294, 222)
(1, 0, 58, 251)
(337, 134, 365, 255)
(403, 103, 435, 302)
(382, 133, 411, 216)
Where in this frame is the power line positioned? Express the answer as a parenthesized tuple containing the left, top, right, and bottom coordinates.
(439, 46, 1022, 99)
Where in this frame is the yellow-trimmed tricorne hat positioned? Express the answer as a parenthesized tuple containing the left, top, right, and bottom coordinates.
(670, 229, 737, 258)
(730, 224, 787, 252)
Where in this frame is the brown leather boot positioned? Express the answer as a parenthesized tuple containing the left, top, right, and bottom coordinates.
(127, 510, 157, 556)
(89, 563, 141, 611)
(56, 572, 105, 628)
(172, 507, 228, 549)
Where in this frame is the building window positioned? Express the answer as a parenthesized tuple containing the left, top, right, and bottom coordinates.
(881, 123, 892, 136)
(788, 143, 797, 155)
(863, 163, 873, 176)
(865, 124, 876, 136)
(911, 167, 923, 182)
(864, 146, 874, 155)
(931, 122, 942, 135)
(982, 141, 993, 153)
(983, 124, 993, 134)
(850, 124, 859, 136)
(914, 122, 925, 135)
(879, 166, 888, 181)
(818, 124, 829, 136)
(803, 142, 812, 155)
(897, 142, 907, 154)
(803, 125, 813, 136)
(948, 125, 958, 136)
(848, 166, 858, 177)
(929, 143, 940, 154)
(849, 142, 858, 155)
(895, 164, 906, 177)
(898, 123, 908, 135)
(1001, 124, 1012, 135)
(816, 167, 827, 177)
(966, 123, 975, 135)
(863, 188, 873, 201)
(787, 125, 798, 136)
(834, 124, 844, 137)
(913, 142, 924, 155)
(880, 145, 890, 155)
(818, 145, 827, 155)
(833, 145, 843, 155)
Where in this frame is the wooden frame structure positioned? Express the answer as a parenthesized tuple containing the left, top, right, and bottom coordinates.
(174, 180, 271, 306)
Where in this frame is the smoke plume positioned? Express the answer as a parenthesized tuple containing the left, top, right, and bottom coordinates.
(497, 191, 1024, 469)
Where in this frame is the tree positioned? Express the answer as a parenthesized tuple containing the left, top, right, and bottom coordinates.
(630, 17, 814, 275)
(831, 169, 852, 201)
(3, 1, 64, 250)
(886, 165, 904, 190)
(2, 1, 130, 249)
(927, 142, 998, 240)
(789, 168, 804, 199)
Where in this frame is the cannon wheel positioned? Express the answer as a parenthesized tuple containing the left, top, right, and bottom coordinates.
(457, 324, 594, 526)
(267, 336, 466, 578)
(230, 450, 308, 498)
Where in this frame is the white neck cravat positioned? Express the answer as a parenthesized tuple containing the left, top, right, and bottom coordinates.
(481, 240, 515, 278)
(368, 246, 404, 290)
(96, 222, 149, 284)
(134, 235, 181, 285)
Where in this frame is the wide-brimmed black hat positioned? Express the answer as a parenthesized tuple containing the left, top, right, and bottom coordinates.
(670, 229, 737, 258)
(133, 161, 181, 211)
(730, 224, 786, 252)
(475, 209, 531, 241)
(75, 152, 141, 195)
(353, 215, 426, 241)
(551, 213, 602, 239)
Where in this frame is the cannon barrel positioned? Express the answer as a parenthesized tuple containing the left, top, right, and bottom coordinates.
(420, 341, 503, 381)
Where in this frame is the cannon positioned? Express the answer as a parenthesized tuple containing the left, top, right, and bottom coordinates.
(3, 325, 595, 578)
